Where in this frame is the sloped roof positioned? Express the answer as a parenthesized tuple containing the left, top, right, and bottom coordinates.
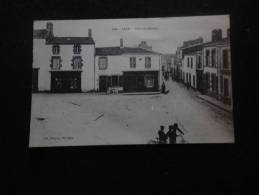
(33, 29, 48, 39)
(95, 47, 161, 56)
(46, 36, 95, 45)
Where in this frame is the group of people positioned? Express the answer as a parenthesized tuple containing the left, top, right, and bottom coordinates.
(157, 123, 184, 144)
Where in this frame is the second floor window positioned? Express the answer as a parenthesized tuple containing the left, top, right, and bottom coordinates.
(130, 57, 136, 68)
(73, 44, 81, 54)
(190, 57, 193, 69)
(211, 49, 216, 67)
(205, 50, 210, 66)
(52, 45, 60, 55)
(223, 50, 229, 69)
(50, 56, 62, 70)
(99, 57, 108, 70)
(145, 57, 151, 68)
(71, 56, 83, 70)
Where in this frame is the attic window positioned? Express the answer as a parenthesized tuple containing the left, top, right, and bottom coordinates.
(52, 45, 60, 55)
(73, 44, 81, 54)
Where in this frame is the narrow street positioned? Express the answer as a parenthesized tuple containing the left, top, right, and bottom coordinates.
(30, 78, 234, 146)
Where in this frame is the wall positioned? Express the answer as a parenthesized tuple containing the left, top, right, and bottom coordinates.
(33, 39, 52, 91)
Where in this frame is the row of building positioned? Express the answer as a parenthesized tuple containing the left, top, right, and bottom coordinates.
(169, 29, 232, 107)
(33, 23, 163, 93)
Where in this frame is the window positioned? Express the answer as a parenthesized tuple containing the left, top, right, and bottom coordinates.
(70, 78, 78, 89)
(52, 45, 60, 55)
(197, 55, 202, 69)
(71, 56, 83, 70)
(112, 76, 118, 86)
(145, 57, 151, 68)
(73, 44, 81, 54)
(193, 75, 195, 87)
(187, 58, 189, 67)
(130, 57, 136, 68)
(144, 75, 154, 88)
(212, 49, 216, 67)
(186, 73, 188, 82)
(99, 57, 108, 70)
(224, 78, 229, 96)
(50, 56, 62, 70)
(118, 76, 123, 86)
(220, 75, 223, 93)
(223, 50, 229, 69)
(206, 50, 210, 66)
(191, 58, 193, 68)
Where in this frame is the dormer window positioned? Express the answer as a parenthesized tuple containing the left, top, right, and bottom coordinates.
(73, 44, 81, 54)
(52, 45, 60, 55)
(50, 56, 62, 70)
(71, 56, 83, 70)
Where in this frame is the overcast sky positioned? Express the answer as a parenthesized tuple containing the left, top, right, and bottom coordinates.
(34, 15, 229, 54)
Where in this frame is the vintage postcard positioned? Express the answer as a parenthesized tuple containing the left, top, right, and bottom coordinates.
(30, 15, 234, 147)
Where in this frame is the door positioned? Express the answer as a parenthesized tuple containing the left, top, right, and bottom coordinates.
(99, 76, 107, 92)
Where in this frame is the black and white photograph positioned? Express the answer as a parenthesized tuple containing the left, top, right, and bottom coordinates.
(30, 15, 234, 147)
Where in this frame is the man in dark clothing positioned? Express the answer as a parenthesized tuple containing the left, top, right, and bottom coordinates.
(166, 123, 184, 144)
(161, 82, 165, 94)
(158, 125, 167, 144)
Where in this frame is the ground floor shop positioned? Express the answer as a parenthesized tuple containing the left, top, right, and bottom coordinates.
(50, 71, 82, 93)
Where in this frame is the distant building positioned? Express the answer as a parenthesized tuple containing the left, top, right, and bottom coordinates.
(95, 39, 162, 92)
(203, 29, 232, 106)
(179, 37, 204, 89)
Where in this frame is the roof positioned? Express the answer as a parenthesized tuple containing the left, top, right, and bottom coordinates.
(95, 47, 161, 56)
(203, 37, 230, 47)
(33, 29, 48, 39)
(46, 36, 95, 45)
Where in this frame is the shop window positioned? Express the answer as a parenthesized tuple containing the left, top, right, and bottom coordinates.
(144, 75, 154, 88)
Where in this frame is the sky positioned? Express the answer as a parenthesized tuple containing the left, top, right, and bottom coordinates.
(34, 15, 230, 54)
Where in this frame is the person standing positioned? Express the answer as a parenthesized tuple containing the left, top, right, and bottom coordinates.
(161, 81, 166, 94)
(158, 125, 167, 144)
(166, 123, 184, 144)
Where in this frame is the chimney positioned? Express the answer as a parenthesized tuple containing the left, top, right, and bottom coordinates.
(46, 22, 53, 37)
(120, 38, 123, 48)
(212, 29, 222, 42)
(88, 29, 92, 38)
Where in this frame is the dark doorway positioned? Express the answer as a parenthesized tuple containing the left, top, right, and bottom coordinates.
(51, 71, 81, 93)
(99, 76, 108, 92)
(123, 71, 159, 92)
(32, 68, 39, 92)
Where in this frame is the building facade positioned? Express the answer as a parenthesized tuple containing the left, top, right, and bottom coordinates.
(33, 23, 95, 93)
(95, 39, 162, 92)
(33, 23, 162, 93)
(203, 29, 232, 106)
